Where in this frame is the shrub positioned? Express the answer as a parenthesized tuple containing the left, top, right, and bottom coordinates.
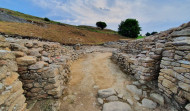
(44, 17, 50, 22)
(118, 19, 141, 38)
(96, 21, 107, 30)
(145, 32, 151, 36)
(145, 31, 158, 36)
(151, 31, 158, 35)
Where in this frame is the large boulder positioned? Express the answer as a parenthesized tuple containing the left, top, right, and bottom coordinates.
(103, 101, 132, 111)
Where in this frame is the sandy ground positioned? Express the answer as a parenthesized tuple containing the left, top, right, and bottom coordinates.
(60, 52, 132, 111)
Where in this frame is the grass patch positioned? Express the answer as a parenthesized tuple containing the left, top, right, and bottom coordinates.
(136, 36, 145, 39)
(77, 25, 118, 34)
(0, 21, 124, 44)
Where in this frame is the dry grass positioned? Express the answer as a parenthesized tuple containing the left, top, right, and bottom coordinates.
(0, 21, 125, 44)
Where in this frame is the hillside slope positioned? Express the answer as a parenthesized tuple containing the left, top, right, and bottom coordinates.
(0, 8, 125, 44)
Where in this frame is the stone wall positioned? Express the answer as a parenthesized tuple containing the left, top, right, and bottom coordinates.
(111, 22, 190, 110)
(158, 27, 190, 109)
(112, 33, 168, 82)
(6, 38, 80, 100)
(0, 35, 27, 111)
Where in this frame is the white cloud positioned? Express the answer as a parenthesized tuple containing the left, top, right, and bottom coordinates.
(32, 0, 190, 34)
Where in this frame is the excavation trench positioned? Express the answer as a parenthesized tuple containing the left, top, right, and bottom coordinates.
(60, 52, 132, 111)
(30, 51, 175, 111)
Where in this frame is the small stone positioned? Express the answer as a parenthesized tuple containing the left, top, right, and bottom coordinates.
(142, 98, 157, 109)
(0, 50, 15, 60)
(5, 86, 12, 90)
(132, 81, 141, 86)
(150, 93, 164, 105)
(98, 88, 116, 98)
(127, 99, 134, 105)
(162, 50, 174, 57)
(178, 81, 190, 92)
(29, 61, 45, 70)
(106, 96, 119, 101)
(25, 42, 33, 48)
(4, 72, 19, 86)
(31, 88, 42, 93)
(42, 66, 59, 78)
(93, 85, 99, 89)
(139, 80, 147, 84)
(185, 103, 190, 111)
(16, 56, 36, 65)
(171, 29, 190, 37)
(126, 85, 142, 97)
(63, 96, 67, 101)
(118, 94, 123, 99)
(13, 51, 26, 57)
(137, 102, 142, 106)
(0, 83, 4, 89)
(10, 43, 28, 53)
(102, 101, 132, 111)
(134, 95, 140, 100)
(0, 35, 5, 41)
(178, 60, 190, 65)
(42, 51, 49, 57)
(143, 91, 148, 97)
(185, 54, 190, 60)
(42, 56, 51, 63)
(97, 98, 104, 105)
(174, 67, 189, 73)
(29, 49, 41, 57)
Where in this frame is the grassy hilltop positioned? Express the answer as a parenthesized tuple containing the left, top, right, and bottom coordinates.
(0, 8, 125, 45)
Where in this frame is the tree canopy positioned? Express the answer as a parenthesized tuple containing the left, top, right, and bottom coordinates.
(96, 21, 107, 30)
(118, 19, 141, 38)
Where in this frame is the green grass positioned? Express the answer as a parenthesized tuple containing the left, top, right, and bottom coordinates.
(77, 25, 118, 34)
(136, 36, 145, 39)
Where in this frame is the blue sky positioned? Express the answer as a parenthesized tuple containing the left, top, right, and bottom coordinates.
(0, 0, 190, 34)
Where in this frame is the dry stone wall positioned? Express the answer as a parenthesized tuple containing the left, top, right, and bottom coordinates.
(111, 22, 190, 110)
(158, 27, 190, 109)
(0, 33, 85, 110)
(0, 35, 27, 111)
(6, 38, 81, 100)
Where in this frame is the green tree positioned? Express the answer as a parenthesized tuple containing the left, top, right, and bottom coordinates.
(96, 21, 107, 30)
(151, 31, 158, 35)
(145, 32, 151, 36)
(118, 19, 141, 38)
(44, 17, 50, 22)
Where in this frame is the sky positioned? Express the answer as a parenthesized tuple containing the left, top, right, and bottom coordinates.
(0, 0, 190, 35)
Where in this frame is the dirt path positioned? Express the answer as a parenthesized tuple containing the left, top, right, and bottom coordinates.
(60, 52, 132, 111)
